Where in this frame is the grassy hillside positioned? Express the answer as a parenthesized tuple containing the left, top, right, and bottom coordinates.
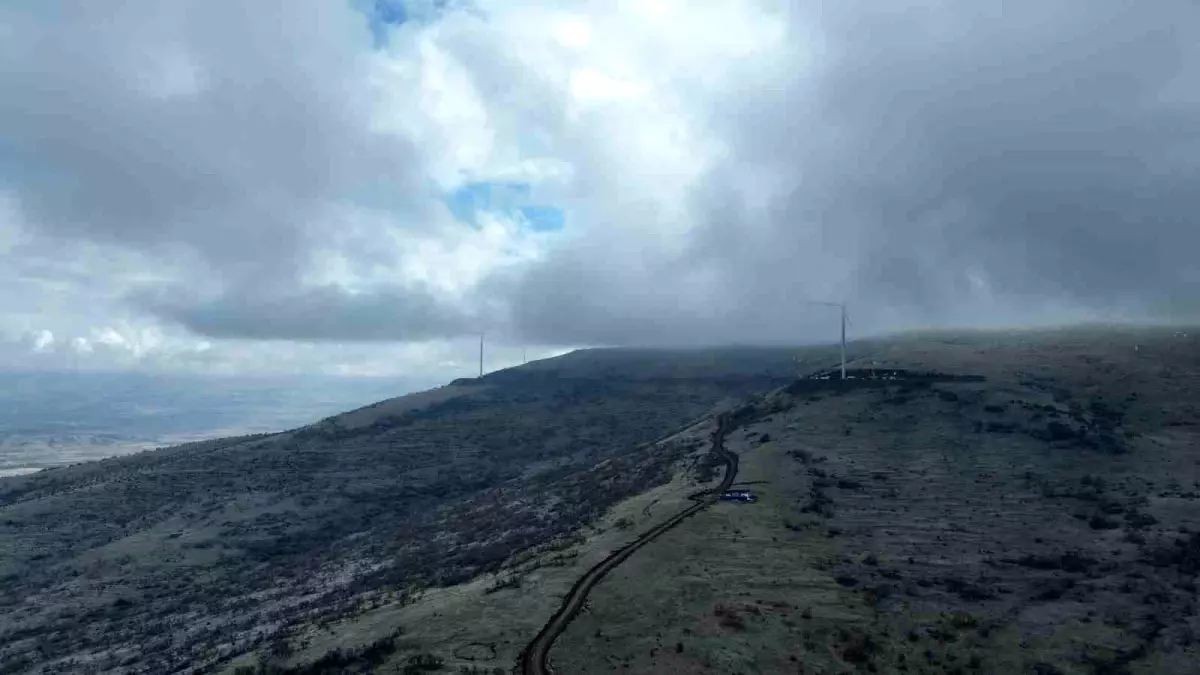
(0, 346, 829, 674)
(194, 325, 1200, 675)
(551, 325, 1200, 674)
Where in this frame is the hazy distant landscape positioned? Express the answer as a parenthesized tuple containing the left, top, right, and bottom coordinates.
(0, 372, 436, 476)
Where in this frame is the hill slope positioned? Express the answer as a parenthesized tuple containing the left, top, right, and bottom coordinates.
(0, 346, 830, 674)
(238, 325, 1200, 675)
(5, 327, 1198, 674)
(551, 326, 1200, 674)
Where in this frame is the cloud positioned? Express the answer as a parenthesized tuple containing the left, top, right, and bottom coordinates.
(138, 284, 482, 342)
(23, 329, 55, 354)
(70, 337, 93, 355)
(483, 0, 1200, 344)
(1, 0, 1198, 377)
(0, 1, 431, 280)
(609, 4, 1190, 336)
(742, 2, 1200, 322)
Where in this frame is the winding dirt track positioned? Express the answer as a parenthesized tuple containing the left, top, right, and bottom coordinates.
(519, 414, 737, 675)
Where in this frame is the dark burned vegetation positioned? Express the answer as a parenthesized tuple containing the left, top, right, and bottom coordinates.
(231, 628, 407, 675)
(0, 347, 803, 673)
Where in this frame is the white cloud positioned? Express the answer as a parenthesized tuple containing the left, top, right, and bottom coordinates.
(0, 0, 1197, 377)
(551, 15, 591, 49)
(29, 329, 54, 353)
(569, 69, 647, 102)
(70, 337, 93, 355)
(369, 31, 497, 190)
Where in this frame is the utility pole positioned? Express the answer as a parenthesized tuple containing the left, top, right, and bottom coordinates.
(479, 333, 484, 378)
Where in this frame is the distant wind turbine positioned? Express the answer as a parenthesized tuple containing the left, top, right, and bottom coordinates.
(807, 300, 849, 379)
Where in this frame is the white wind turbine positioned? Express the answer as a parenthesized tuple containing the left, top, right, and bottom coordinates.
(806, 301, 850, 379)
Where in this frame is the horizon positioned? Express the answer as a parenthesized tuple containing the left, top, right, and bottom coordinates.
(5, 320, 1189, 477)
(2, 318, 1195, 379)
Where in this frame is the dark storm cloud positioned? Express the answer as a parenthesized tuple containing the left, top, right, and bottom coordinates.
(815, 2, 1199, 301)
(738, 3, 1200, 317)
(510, 1, 1200, 346)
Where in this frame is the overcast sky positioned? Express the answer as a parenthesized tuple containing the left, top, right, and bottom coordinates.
(1, 0, 1197, 379)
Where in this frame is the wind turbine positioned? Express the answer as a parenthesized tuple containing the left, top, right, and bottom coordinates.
(807, 301, 848, 379)
(479, 333, 484, 378)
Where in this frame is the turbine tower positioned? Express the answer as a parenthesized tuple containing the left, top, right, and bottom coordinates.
(479, 333, 484, 378)
(809, 300, 848, 379)
(839, 302, 847, 380)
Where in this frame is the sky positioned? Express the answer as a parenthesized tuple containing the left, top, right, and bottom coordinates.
(1, 0, 1198, 379)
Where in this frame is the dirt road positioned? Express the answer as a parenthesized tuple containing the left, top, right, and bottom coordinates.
(519, 414, 737, 675)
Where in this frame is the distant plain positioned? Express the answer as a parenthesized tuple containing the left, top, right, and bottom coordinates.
(0, 372, 436, 475)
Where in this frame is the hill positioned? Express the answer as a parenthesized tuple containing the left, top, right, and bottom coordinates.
(0, 345, 834, 673)
(4, 326, 1199, 674)
(229, 324, 1199, 675)
(546, 325, 1200, 674)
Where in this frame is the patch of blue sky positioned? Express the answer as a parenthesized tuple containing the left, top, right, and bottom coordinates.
(353, 0, 464, 48)
(518, 206, 566, 232)
(446, 181, 565, 232)
(445, 181, 527, 223)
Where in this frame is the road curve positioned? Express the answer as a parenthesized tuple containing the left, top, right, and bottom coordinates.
(519, 413, 738, 675)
